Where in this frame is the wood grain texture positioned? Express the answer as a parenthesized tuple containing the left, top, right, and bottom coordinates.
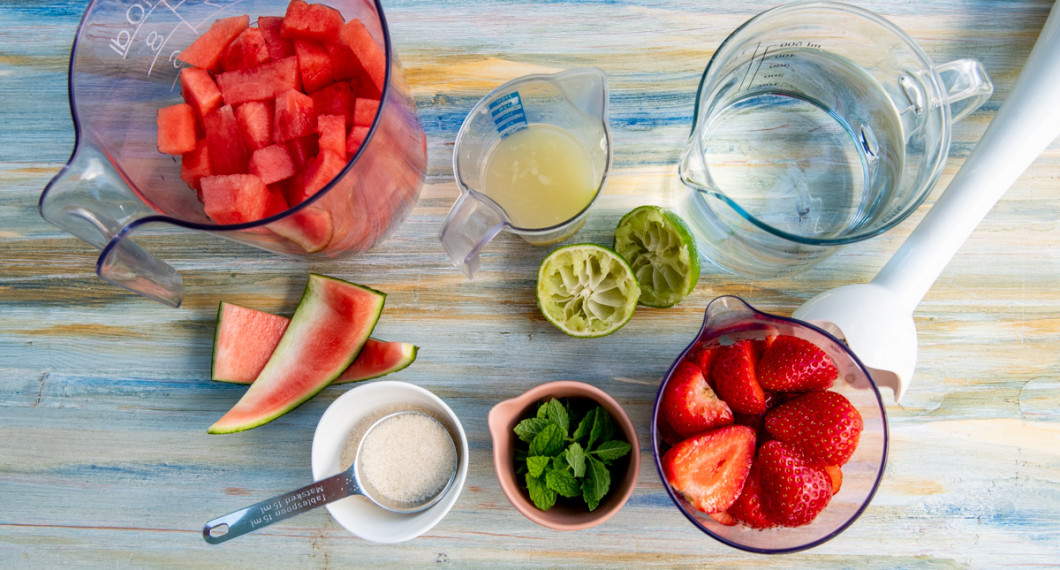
(2, 0, 1058, 567)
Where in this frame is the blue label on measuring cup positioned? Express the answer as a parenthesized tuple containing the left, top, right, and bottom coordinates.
(489, 92, 527, 137)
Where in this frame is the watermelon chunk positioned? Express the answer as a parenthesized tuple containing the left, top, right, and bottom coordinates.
(208, 274, 386, 433)
(157, 103, 197, 155)
(269, 206, 334, 252)
(201, 173, 271, 224)
(346, 124, 369, 156)
(179, 15, 250, 71)
(211, 301, 417, 384)
(311, 80, 356, 125)
(258, 16, 295, 60)
(339, 19, 385, 96)
(316, 113, 346, 159)
(215, 56, 300, 106)
(249, 143, 296, 185)
(203, 104, 249, 174)
(281, 0, 344, 43)
(273, 88, 316, 142)
(220, 27, 269, 71)
(235, 100, 273, 150)
(353, 98, 380, 127)
(180, 67, 223, 121)
(180, 140, 212, 194)
(293, 39, 335, 93)
(300, 149, 345, 200)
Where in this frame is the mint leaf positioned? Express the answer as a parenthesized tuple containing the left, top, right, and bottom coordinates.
(529, 423, 565, 457)
(591, 439, 632, 463)
(526, 472, 556, 511)
(588, 406, 615, 449)
(543, 398, 569, 436)
(582, 455, 611, 511)
(565, 442, 586, 478)
(572, 407, 594, 444)
(514, 417, 552, 443)
(546, 468, 581, 498)
(526, 456, 550, 478)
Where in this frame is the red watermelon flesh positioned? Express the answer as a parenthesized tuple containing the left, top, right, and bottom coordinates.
(220, 27, 270, 71)
(293, 39, 335, 93)
(249, 143, 296, 185)
(281, 0, 344, 43)
(156, 103, 197, 155)
(273, 88, 316, 142)
(215, 56, 300, 106)
(339, 19, 385, 95)
(211, 301, 417, 384)
(179, 14, 250, 71)
(317, 113, 346, 159)
(180, 67, 223, 121)
(180, 140, 212, 195)
(258, 16, 295, 60)
(201, 173, 270, 224)
(268, 206, 334, 253)
(235, 100, 273, 150)
(208, 274, 385, 433)
(203, 104, 249, 175)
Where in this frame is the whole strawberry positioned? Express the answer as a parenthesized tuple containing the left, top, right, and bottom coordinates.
(661, 425, 756, 514)
(757, 335, 838, 392)
(711, 340, 767, 415)
(660, 361, 734, 438)
(764, 390, 863, 466)
(757, 440, 833, 527)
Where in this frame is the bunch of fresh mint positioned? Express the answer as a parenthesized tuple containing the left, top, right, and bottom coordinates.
(514, 398, 633, 511)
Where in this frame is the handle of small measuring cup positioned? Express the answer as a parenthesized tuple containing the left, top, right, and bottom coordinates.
(873, 1, 1060, 312)
(935, 58, 994, 123)
(39, 143, 185, 307)
(438, 191, 506, 278)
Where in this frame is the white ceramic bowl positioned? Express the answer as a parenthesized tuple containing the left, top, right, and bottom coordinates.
(311, 381, 468, 543)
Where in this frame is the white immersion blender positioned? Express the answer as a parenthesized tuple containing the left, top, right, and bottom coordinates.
(794, 1, 1060, 403)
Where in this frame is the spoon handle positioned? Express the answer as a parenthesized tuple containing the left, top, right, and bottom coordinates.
(202, 470, 358, 544)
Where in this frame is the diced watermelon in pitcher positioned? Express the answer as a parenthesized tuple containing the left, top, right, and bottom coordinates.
(311, 81, 356, 126)
(273, 89, 316, 142)
(249, 144, 296, 185)
(179, 15, 250, 71)
(353, 98, 380, 127)
(201, 174, 271, 224)
(293, 39, 335, 93)
(215, 56, 300, 106)
(281, 0, 344, 43)
(301, 149, 346, 199)
(220, 27, 270, 71)
(181, 140, 212, 195)
(204, 104, 249, 174)
(157, 103, 197, 155)
(346, 124, 369, 156)
(286, 134, 319, 171)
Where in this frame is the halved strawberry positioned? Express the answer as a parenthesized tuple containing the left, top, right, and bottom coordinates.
(684, 342, 719, 377)
(757, 440, 833, 527)
(757, 335, 838, 392)
(764, 390, 863, 466)
(662, 425, 756, 514)
(727, 461, 777, 529)
(660, 361, 734, 438)
(711, 340, 767, 415)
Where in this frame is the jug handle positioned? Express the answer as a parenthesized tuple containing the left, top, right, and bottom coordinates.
(935, 59, 994, 123)
(39, 144, 184, 307)
(438, 191, 506, 278)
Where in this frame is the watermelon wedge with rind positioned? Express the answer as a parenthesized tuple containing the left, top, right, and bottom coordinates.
(211, 301, 417, 384)
(208, 274, 384, 434)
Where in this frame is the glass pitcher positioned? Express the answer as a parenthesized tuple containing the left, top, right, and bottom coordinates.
(39, 0, 427, 307)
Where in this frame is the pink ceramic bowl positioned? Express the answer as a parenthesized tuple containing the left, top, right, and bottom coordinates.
(488, 381, 640, 531)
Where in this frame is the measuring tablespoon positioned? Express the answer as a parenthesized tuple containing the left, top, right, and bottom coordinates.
(202, 412, 458, 544)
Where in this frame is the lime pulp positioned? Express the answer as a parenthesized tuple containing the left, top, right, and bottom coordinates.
(536, 244, 641, 338)
(613, 205, 700, 308)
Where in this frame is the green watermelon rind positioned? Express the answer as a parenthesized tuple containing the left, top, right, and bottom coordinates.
(207, 274, 385, 434)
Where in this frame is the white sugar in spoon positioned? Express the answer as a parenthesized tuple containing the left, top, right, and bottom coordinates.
(202, 411, 457, 544)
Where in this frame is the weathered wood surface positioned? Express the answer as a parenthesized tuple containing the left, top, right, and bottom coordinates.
(2, 0, 1058, 567)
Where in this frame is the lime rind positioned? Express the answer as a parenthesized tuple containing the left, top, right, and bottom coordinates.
(613, 205, 700, 308)
(537, 244, 641, 338)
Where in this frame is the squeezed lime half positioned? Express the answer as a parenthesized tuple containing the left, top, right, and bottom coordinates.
(536, 244, 641, 338)
(613, 205, 700, 308)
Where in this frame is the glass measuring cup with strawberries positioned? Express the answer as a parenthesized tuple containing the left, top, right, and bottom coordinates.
(39, 0, 426, 307)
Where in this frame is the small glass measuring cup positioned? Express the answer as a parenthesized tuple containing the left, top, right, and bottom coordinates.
(439, 68, 612, 277)
(679, 1, 993, 278)
(39, 0, 427, 307)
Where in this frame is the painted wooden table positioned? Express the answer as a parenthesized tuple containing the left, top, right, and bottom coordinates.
(2, 0, 1058, 567)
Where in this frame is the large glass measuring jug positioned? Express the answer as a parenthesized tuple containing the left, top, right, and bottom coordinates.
(679, 1, 993, 278)
(39, 0, 427, 307)
(439, 68, 611, 278)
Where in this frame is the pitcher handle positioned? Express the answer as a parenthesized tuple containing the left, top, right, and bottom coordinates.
(39, 143, 184, 307)
(935, 59, 994, 123)
(438, 191, 506, 278)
